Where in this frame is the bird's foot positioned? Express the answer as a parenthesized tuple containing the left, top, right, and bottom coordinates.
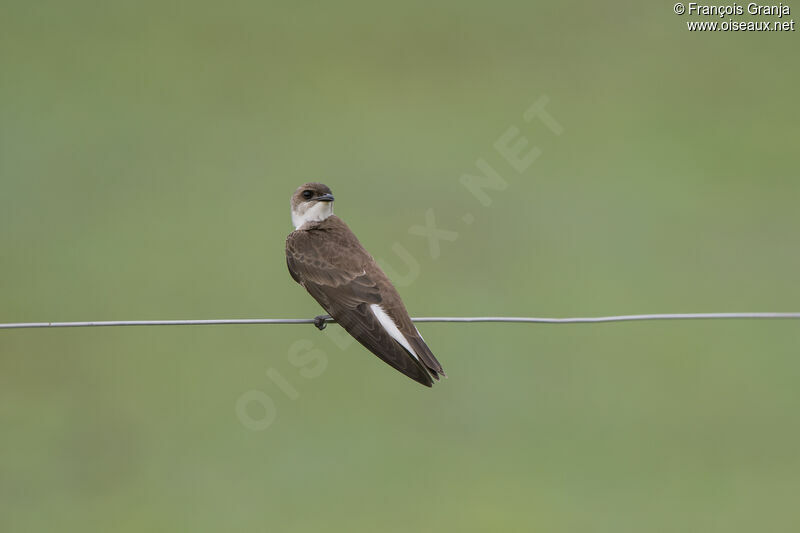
(313, 315, 331, 331)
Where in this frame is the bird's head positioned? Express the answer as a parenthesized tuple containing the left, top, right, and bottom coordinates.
(290, 182, 335, 229)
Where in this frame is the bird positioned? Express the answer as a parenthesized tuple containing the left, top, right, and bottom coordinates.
(285, 182, 445, 387)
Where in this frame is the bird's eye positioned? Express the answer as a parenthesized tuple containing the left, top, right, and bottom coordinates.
(302, 190, 314, 200)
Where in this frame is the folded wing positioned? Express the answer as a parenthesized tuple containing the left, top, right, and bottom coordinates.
(286, 221, 443, 386)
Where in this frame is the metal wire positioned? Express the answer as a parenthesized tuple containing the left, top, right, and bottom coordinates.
(1, 312, 799, 330)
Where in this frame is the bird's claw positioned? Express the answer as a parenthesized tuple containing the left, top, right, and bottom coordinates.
(313, 315, 331, 331)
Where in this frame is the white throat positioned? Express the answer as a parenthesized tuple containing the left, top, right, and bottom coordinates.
(292, 201, 334, 229)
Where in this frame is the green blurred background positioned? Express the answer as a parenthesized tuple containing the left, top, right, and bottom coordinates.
(2, 1, 799, 531)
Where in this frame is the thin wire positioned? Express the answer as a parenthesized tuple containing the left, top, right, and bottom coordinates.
(1, 312, 799, 330)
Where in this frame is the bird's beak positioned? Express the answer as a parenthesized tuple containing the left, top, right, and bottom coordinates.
(315, 193, 335, 202)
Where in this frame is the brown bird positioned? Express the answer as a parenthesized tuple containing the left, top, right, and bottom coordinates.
(285, 183, 445, 387)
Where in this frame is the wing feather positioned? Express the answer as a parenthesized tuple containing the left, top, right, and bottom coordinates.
(286, 219, 437, 386)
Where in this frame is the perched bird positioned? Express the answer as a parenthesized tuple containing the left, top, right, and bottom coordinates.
(285, 183, 445, 387)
